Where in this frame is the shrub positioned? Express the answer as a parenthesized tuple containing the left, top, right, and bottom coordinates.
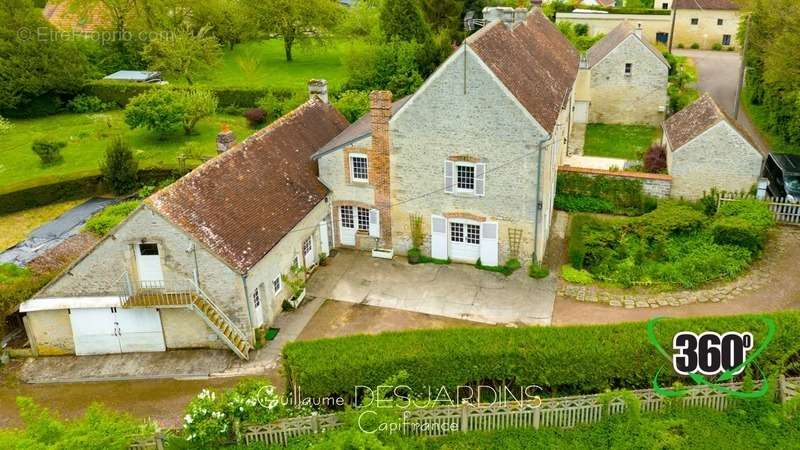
(282, 311, 800, 400)
(31, 139, 67, 165)
(0, 115, 12, 134)
(643, 144, 667, 173)
(83, 201, 141, 236)
(528, 262, 549, 279)
(124, 89, 185, 135)
(712, 43, 723, 51)
(244, 108, 266, 127)
(554, 194, 614, 214)
(475, 258, 521, 276)
(561, 265, 593, 284)
(633, 202, 707, 241)
(573, 23, 589, 36)
(180, 88, 218, 135)
(100, 137, 139, 195)
(711, 199, 774, 253)
(333, 90, 370, 123)
(690, 43, 700, 49)
(677, 43, 685, 49)
(0, 269, 54, 335)
(556, 172, 652, 216)
(67, 94, 115, 113)
(407, 247, 422, 264)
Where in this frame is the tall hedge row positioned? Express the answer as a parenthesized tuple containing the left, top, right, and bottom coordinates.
(555, 172, 656, 216)
(283, 311, 800, 400)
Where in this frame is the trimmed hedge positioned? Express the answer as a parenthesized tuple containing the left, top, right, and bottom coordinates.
(711, 199, 775, 253)
(85, 80, 298, 109)
(555, 172, 656, 216)
(282, 311, 800, 400)
(0, 169, 174, 215)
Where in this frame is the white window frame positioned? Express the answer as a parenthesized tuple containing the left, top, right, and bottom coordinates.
(455, 162, 476, 194)
(349, 153, 369, 183)
(252, 285, 261, 308)
(356, 207, 370, 232)
(272, 276, 282, 295)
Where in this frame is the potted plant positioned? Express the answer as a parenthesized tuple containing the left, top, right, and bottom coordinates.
(281, 266, 307, 310)
(318, 252, 328, 266)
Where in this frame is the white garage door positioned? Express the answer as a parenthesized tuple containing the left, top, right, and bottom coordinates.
(70, 308, 165, 355)
(449, 221, 481, 263)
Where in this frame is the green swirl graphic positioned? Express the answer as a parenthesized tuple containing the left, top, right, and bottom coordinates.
(646, 316, 776, 399)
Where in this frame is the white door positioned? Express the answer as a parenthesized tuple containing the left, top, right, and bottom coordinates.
(448, 220, 481, 263)
(319, 220, 330, 254)
(574, 101, 589, 124)
(70, 308, 121, 355)
(303, 236, 315, 268)
(135, 243, 164, 287)
(116, 308, 166, 353)
(480, 222, 499, 267)
(250, 286, 265, 328)
(431, 215, 448, 260)
(339, 206, 356, 246)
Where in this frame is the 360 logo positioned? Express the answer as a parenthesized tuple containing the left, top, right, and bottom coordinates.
(647, 317, 776, 399)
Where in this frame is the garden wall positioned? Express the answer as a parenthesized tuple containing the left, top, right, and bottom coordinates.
(558, 166, 672, 198)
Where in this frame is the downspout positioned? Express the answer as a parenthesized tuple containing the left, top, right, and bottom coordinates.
(241, 274, 255, 341)
(533, 134, 552, 263)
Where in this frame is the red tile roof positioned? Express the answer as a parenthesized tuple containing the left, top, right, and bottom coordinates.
(469, 8, 580, 132)
(663, 94, 758, 152)
(43, 1, 108, 32)
(147, 99, 349, 273)
(673, 0, 739, 10)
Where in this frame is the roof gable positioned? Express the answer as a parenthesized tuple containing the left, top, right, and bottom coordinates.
(468, 8, 580, 132)
(147, 99, 349, 273)
(673, 0, 739, 10)
(587, 22, 669, 68)
(663, 94, 758, 152)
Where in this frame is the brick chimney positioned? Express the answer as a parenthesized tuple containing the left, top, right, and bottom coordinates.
(308, 79, 329, 103)
(216, 123, 236, 153)
(482, 6, 528, 26)
(369, 91, 393, 247)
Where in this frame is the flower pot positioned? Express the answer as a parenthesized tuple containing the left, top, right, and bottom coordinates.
(372, 248, 394, 259)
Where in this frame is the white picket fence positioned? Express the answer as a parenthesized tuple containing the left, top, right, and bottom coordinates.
(236, 376, 800, 446)
(719, 194, 800, 225)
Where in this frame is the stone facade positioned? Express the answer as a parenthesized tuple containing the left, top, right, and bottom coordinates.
(558, 166, 673, 199)
(672, 9, 739, 50)
(557, 13, 672, 47)
(588, 35, 668, 125)
(667, 121, 764, 199)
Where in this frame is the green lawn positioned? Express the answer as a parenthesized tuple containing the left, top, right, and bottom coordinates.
(168, 39, 351, 91)
(582, 123, 660, 160)
(0, 111, 250, 193)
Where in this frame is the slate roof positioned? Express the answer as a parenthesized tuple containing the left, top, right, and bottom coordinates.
(147, 99, 349, 273)
(586, 21, 669, 68)
(468, 8, 580, 132)
(673, 0, 739, 10)
(313, 96, 411, 159)
(663, 94, 757, 152)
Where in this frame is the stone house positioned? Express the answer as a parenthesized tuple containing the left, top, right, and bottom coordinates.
(663, 94, 764, 199)
(313, 8, 578, 266)
(574, 21, 669, 126)
(670, 0, 740, 50)
(19, 98, 349, 359)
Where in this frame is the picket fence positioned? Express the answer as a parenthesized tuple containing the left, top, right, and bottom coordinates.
(718, 194, 800, 225)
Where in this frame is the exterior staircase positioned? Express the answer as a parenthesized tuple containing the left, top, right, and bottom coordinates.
(118, 276, 252, 360)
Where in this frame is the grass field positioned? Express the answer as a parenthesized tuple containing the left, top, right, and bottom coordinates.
(0, 111, 250, 193)
(582, 123, 660, 160)
(168, 39, 351, 91)
(0, 199, 86, 251)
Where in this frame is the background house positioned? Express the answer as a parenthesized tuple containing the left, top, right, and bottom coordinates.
(574, 21, 669, 126)
(663, 94, 763, 199)
(20, 97, 348, 359)
(670, 0, 740, 49)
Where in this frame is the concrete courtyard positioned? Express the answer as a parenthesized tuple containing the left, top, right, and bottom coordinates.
(307, 250, 557, 325)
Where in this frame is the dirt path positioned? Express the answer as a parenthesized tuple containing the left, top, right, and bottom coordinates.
(552, 226, 800, 325)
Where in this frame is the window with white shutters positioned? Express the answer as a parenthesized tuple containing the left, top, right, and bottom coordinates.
(357, 207, 370, 231)
(340, 206, 354, 229)
(456, 164, 475, 191)
(450, 222, 464, 242)
(446, 161, 486, 196)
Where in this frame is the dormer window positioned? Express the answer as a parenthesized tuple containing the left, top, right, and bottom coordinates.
(349, 153, 368, 182)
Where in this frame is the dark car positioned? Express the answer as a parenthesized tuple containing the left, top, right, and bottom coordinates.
(763, 153, 800, 201)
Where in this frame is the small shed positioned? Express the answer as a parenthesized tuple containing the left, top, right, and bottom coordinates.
(662, 94, 764, 199)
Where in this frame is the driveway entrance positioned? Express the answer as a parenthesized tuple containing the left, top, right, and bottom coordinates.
(307, 250, 556, 325)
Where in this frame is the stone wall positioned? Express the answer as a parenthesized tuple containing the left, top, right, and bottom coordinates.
(558, 166, 673, 199)
(556, 13, 671, 46)
(672, 9, 740, 50)
(589, 35, 668, 125)
(161, 308, 225, 350)
(669, 122, 763, 199)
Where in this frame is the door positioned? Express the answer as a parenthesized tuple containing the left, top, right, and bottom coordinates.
(448, 220, 481, 263)
(656, 32, 669, 44)
(250, 286, 265, 328)
(70, 308, 121, 355)
(303, 236, 315, 268)
(480, 222, 499, 267)
(135, 242, 164, 287)
(431, 215, 448, 260)
(115, 308, 166, 353)
(574, 101, 589, 124)
(339, 206, 356, 246)
(319, 220, 330, 255)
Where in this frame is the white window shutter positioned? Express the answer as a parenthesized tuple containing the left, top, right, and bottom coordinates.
(369, 208, 380, 238)
(431, 215, 448, 260)
(475, 163, 486, 197)
(444, 160, 455, 194)
(480, 221, 499, 267)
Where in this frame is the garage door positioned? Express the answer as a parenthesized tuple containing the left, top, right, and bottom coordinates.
(70, 308, 166, 355)
(449, 221, 481, 263)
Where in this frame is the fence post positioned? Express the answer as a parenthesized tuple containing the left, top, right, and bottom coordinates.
(779, 375, 787, 403)
(311, 412, 319, 433)
(233, 419, 242, 444)
(533, 406, 540, 430)
(155, 433, 164, 450)
(460, 400, 469, 432)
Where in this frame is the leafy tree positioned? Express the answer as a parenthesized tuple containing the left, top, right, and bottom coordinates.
(343, 39, 425, 97)
(190, 0, 255, 50)
(333, 90, 370, 122)
(0, 0, 90, 113)
(180, 88, 218, 134)
(246, 0, 344, 62)
(420, 0, 464, 34)
(124, 89, 185, 135)
(380, 0, 433, 43)
(100, 137, 139, 195)
(142, 25, 221, 84)
(338, 0, 382, 42)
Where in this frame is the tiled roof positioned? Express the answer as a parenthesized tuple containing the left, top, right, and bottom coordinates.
(587, 21, 669, 68)
(43, 1, 108, 32)
(468, 8, 580, 132)
(147, 99, 349, 273)
(313, 96, 411, 159)
(663, 94, 757, 152)
(673, 0, 739, 10)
